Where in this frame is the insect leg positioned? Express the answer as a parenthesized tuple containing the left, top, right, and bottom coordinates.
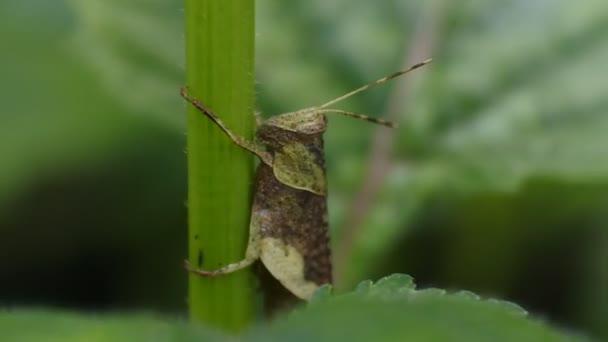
(185, 233, 261, 277)
(180, 87, 273, 166)
(184, 257, 257, 277)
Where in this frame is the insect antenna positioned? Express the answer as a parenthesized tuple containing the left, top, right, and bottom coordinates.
(314, 109, 398, 128)
(318, 59, 432, 109)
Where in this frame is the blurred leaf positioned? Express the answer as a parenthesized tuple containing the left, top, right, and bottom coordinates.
(0, 310, 229, 342)
(293, 0, 608, 286)
(0, 0, 188, 309)
(1, 0, 606, 338)
(66, 0, 184, 127)
(577, 228, 608, 340)
(253, 275, 581, 342)
(0, 3, 144, 207)
(2, 276, 582, 341)
(0, 0, 184, 207)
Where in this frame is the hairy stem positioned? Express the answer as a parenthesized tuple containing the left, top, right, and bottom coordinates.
(184, 0, 256, 332)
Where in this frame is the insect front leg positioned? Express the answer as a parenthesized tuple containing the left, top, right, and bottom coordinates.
(180, 87, 273, 166)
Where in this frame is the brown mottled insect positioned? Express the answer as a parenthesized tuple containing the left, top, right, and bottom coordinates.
(181, 59, 432, 300)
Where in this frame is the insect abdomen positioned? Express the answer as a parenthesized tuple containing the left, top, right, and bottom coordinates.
(251, 164, 332, 299)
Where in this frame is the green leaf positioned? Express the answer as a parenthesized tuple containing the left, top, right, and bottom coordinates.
(0, 5, 153, 208)
(252, 275, 581, 342)
(0, 276, 583, 341)
(297, 0, 608, 288)
(2, 0, 605, 338)
(0, 0, 185, 208)
(350, 273, 416, 297)
(66, 0, 184, 127)
(0, 310, 230, 342)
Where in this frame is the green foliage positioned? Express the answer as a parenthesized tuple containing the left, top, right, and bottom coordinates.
(0, 310, 228, 342)
(259, 275, 579, 342)
(1, 0, 607, 339)
(0, 1, 152, 208)
(0, 275, 583, 341)
(67, 0, 184, 127)
(293, 0, 608, 286)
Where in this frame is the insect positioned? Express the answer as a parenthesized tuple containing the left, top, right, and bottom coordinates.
(181, 59, 432, 300)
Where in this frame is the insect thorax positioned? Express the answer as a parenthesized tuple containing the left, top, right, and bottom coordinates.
(255, 110, 328, 196)
(256, 109, 327, 150)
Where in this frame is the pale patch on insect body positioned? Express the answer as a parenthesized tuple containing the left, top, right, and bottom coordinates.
(259, 237, 319, 300)
(256, 209, 274, 235)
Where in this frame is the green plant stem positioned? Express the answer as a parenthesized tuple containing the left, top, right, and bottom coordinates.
(185, 0, 256, 332)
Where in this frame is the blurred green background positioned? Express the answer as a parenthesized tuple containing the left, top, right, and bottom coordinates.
(1, 0, 607, 339)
